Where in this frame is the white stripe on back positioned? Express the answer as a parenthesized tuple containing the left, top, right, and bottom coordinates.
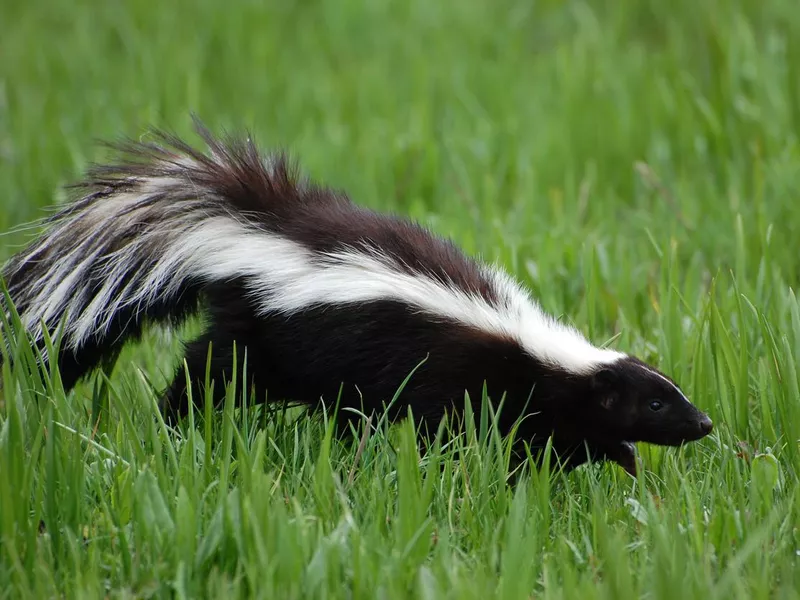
(12, 175, 625, 376)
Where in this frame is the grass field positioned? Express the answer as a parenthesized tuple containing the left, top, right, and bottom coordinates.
(2, 0, 800, 597)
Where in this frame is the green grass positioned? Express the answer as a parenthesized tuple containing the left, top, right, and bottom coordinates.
(2, 0, 800, 597)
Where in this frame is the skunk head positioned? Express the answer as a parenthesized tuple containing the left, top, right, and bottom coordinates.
(579, 356, 713, 447)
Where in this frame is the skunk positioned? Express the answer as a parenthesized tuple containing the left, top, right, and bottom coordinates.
(0, 119, 713, 474)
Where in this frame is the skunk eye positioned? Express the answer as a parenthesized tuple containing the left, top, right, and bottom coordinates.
(649, 400, 664, 412)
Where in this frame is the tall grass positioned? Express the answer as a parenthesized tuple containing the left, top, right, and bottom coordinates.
(1, 0, 799, 597)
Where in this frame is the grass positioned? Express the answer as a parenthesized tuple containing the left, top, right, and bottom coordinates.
(1, 0, 800, 597)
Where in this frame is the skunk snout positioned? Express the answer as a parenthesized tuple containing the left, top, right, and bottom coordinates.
(682, 413, 713, 441)
(699, 415, 713, 435)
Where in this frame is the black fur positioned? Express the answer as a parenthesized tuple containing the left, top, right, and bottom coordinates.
(164, 288, 712, 474)
(159, 290, 638, 471)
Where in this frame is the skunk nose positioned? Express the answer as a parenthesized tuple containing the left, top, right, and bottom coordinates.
(699, 417, 713, 435)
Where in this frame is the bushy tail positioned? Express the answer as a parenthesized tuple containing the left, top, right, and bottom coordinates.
(0, 118, 300, 389)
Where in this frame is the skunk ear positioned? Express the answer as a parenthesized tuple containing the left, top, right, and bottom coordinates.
(592, 367, 618, 391)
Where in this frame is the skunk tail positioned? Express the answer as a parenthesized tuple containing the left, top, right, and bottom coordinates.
(0, 119, 301, 392)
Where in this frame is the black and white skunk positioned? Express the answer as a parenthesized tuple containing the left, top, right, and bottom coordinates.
(0, 120, 713, 474)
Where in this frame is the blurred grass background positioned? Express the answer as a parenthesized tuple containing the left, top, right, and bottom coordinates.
(1, 0, 800, 597)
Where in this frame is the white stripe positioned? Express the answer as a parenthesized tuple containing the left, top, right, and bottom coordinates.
(14, 174, 624, 375)
(636, 363, 688, 400)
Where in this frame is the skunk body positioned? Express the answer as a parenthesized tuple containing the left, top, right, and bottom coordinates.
(1, 121, 713, 473)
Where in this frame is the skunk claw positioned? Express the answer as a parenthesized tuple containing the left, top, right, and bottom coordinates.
(616, 441, 638, 476)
